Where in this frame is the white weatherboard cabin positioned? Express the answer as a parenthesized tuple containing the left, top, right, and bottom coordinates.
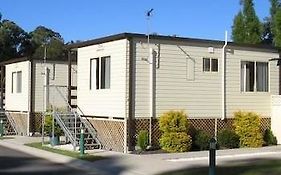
(3, 57, 77, 136)
(69, 33, 281, 152)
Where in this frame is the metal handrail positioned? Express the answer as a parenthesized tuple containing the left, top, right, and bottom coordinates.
(53, 112, 77, 147)
(4, 111, 18, 135)
(51, 86, 101, 148)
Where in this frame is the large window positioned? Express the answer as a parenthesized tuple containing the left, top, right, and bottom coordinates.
(240, 61, 268, 92)
(203, 58, 218, 72)
(12, 71, 22, 93)
(90, 56, 111, 90)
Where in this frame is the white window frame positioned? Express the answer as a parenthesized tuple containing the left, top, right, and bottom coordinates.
(203, 58, 219, 72)
(90, 56, 111, 90)
(240, 61, 269, 93)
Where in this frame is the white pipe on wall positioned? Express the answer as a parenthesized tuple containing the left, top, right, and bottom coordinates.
(149, 48, 155, 146)
(221, 31, 228, 120)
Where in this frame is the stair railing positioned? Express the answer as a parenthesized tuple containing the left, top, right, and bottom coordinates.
(52, 85, 101, 149)
(53, 111, 78, 149)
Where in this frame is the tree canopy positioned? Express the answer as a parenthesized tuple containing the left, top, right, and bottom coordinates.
(0, 13, 65, 62)
(30, 26, 65, 60)
(232, 0, 262, 44)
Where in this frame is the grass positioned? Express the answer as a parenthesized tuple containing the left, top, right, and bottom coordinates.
(0, 136, 14, 140)
(25, 142, 104, 162)
(159, 159, 281, 175)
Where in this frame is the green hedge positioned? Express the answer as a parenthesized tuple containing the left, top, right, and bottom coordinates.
(217, 129, 240, 149)
(159, 110, 192, 152)
(233, 111, 263, 148)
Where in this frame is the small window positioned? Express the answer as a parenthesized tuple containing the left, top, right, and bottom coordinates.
(90, 56, 111, 90)
(11, 71, 22, 93)
(203, 58, 218, 72)
(17, 71, 22, 93)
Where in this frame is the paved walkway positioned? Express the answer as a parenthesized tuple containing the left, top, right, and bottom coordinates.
(1, 136, 281, 175)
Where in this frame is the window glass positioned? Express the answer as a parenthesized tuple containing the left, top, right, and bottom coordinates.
(211, 59, 218, 72)
(256, 62, 268, 92)
(17, 71, 22, 93)
(203, 58, 210, 72)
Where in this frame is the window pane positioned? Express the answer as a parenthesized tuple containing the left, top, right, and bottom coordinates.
(241, 61, 254, 92)
(246, 62, 254, 92)
(101, 57, 110, 89)
(90, 58, 99, 90)
(241, 62, 245, 92)
(256, 62, 268, 92)
(12, 72, 16, 93)
(17, 71, 22, 93)
(203, 58, 210, 72)
(211, 59, 218, 72)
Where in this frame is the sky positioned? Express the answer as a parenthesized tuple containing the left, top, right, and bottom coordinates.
(0, 0, 271, 42)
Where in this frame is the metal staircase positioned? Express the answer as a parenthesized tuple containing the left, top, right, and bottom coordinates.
(50, 86, 101, 150)
(0, 111, 17, 135)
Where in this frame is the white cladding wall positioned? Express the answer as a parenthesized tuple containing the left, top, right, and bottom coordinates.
(5, 61, 30, 111)
(77, 39, 127, 117)
(225, 49, 279, 117)
(134, 39, 279, 118)
(33, 61, 77, 112)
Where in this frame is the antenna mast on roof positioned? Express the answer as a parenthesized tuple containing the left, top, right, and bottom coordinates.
(146, 8, 153, 57)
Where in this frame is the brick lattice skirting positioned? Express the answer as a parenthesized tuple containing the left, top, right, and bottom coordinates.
(29, 112, 43, 133)
(7, 112, 29, 136)
(132, 117, 271, 148)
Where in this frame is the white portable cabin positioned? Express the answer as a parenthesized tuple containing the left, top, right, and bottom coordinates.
(4, 57, 77, 135)
(69, 33, 281, 152)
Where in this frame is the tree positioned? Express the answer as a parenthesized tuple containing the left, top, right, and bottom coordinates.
(0, 19, 31, 61)
(274, 8, 281, 47)
(232, 0, 262, 44)
(30, 26, 65, 60)
(232, 11, 246, 43)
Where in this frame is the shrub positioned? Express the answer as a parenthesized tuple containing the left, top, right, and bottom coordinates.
(159, 110, 188, 133)
(137, 130, 149, 151)
(159, 132, 192, 153)
(193, 130, 212, 150)
(233, 111, 263, 148)
(158, 110, 192, 152)
(217, 129, 240, 149)
(44, 114, 63, 137)
(263, 129, 277, 146)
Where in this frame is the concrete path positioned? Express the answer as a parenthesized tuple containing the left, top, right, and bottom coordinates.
(1, 136, 281, 175)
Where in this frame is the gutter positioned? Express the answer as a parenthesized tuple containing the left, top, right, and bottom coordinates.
(221, 31, 228, 120)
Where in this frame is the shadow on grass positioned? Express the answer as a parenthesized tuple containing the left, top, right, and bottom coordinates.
(158, 158, 281, 175)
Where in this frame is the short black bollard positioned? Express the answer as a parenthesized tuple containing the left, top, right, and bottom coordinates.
(209, 138, 216, 175)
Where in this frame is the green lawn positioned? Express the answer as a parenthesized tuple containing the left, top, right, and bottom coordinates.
(159, 159, 281, 175)
(25, 142, 104, 162)
(0, 136, 14, 140)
